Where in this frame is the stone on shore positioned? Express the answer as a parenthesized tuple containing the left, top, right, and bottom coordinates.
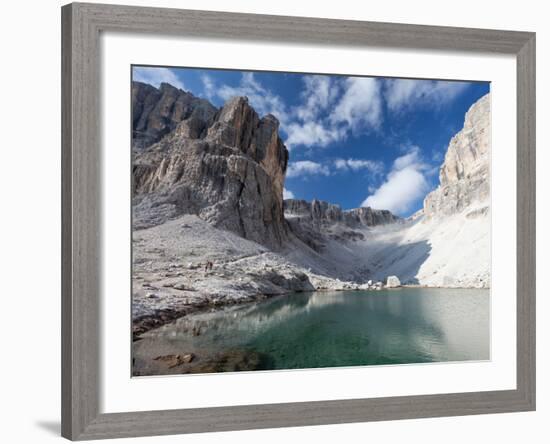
(386, 276, 401, 288)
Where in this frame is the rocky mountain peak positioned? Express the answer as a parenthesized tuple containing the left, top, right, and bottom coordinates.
(206, 96, 288, 200)
(132, 80, 217, 149)
(158, 82, 179, 93)
(423, 93, 490, 218)
(439, 94, 490, 186)
(132, 83, 289, 249)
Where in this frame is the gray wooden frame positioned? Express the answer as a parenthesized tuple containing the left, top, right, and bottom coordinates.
(61, 2, 536, 440)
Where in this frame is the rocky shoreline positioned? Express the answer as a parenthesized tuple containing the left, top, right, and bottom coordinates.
(133, 277, 401, 340)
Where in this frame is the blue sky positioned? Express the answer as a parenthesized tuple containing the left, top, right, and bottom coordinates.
(133, 65, 489, 217)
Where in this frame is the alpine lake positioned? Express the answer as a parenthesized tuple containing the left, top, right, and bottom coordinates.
(133, 287, 490, 376)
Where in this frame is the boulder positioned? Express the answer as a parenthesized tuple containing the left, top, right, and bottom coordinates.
(386, 276, 401, 288)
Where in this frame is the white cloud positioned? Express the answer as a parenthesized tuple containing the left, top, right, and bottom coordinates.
(283, 188, 295, 199)
(283, 76, 343, 148)
(285, 121, 345, 148)
(286, 157, 382, 181)
(393, 147, 421, 170)
(363, 169, 428, 215)
(133, 67, 185, 90)
(334, 158, 384, 175)
(295, 75, 337, 121)
(384, 79, 468, 112)
(286, 160, 330, 178)
(361, 146, 430, 215)
(286, 76, 383, 149)
(330, 77, 382, 132)
(201, 74, 215, 100)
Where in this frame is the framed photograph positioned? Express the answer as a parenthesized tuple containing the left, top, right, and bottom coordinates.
(62, 2, 535, 440)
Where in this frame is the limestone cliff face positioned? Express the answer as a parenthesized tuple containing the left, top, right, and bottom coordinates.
(205, 97, 288, 203)
(284, 199, 398, 228)
(423, 93, 490, 218)
(133, 86, 289, 249)
(343, 207, 399, 227)
(284, 199, 399, 251)
(132, 81, 217, 149)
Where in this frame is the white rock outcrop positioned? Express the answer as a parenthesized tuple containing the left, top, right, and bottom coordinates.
(386, 276, 401, 288)
(423, 94, 490, 219)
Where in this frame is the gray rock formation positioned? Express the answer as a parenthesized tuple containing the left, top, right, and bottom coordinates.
(423, 93, 490, 218)
(132, 81, 217, 150)
(386, 275, 401, 288)
(284, 199, 399, 228)
(284, 199, 399, 251)
(133, 91, 289, 250)
(344, 207, 399, 227)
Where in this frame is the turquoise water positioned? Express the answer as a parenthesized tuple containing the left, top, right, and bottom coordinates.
(135, 288, 490, 373)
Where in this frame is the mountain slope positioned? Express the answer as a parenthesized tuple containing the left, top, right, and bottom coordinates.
(355, 93, 491, 287)
(279, 93, 490, 288)
(133, 85, 289, 249)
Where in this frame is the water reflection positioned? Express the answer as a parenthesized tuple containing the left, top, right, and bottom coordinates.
(136, 288, 489, 372)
